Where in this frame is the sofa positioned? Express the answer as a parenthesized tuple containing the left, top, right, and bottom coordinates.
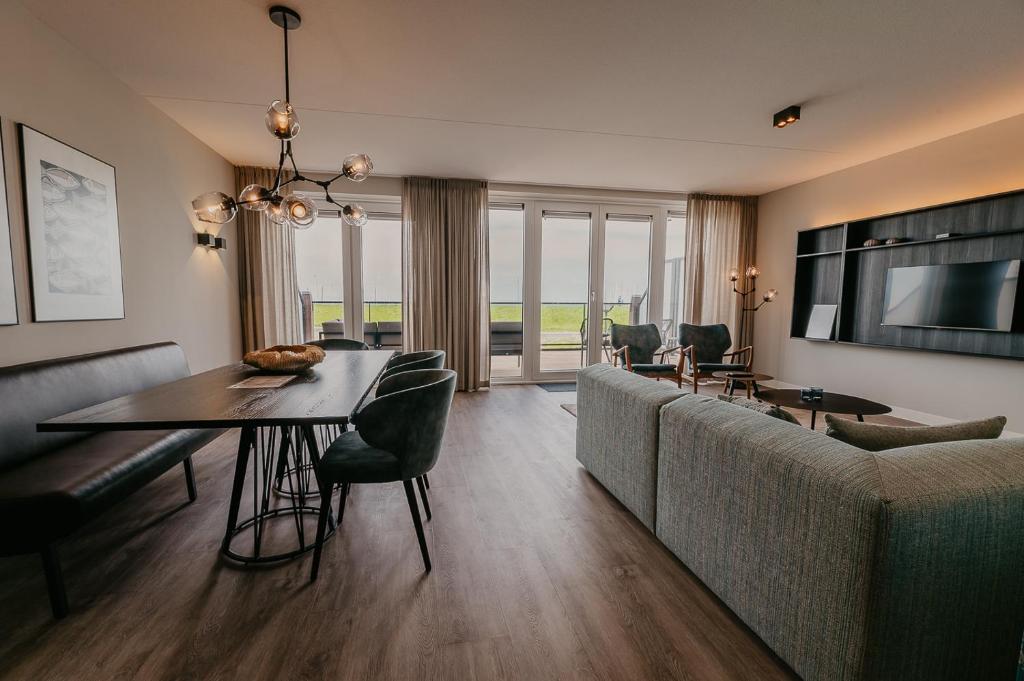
(575, 364, 1024, 681)
(0, 343, 222, 618)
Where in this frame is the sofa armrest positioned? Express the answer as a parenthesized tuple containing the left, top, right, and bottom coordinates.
(575, 364, 684, 530)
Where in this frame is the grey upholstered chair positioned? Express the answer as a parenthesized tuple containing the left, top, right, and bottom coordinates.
(309, 338, 370, 351)
(310, 369, 457, 580)
(610, 323, 683, 387)
(677, 323, 752, 394)
(381, 349, 446, 382)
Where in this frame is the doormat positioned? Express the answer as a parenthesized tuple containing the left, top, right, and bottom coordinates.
(537, 383, 576, 392)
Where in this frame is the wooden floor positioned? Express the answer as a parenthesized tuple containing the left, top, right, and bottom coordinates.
(0, 385, 818, 681)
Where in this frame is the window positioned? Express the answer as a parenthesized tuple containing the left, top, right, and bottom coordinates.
(488, 203, 525, 378)
(663, 210, 686, 341)
(361, 212, 403, 347)
(295, 215, 343, 342)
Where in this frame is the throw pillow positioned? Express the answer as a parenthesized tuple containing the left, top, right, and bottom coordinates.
(717, 394, 801, 425)
(824, 414, 1006, 451)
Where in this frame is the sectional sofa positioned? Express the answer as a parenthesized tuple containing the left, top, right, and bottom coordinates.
(575, 364, 1024, 681)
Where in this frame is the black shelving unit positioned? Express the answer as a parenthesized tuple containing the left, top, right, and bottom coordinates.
(791, 188, 1024, 360)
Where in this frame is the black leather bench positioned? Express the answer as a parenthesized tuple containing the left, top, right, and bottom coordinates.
(0, 342, 222, 618)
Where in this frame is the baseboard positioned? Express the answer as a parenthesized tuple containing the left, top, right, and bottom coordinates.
(761, 380, 1023, 438)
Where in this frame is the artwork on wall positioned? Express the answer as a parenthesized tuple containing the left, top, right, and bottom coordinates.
(0, 126, 17, 325)
(805, 303, 838, 340)
(19, 125, 124, 322)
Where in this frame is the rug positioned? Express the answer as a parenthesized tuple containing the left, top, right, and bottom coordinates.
(538, 383, 576, 392)
(560, 403, 577, 417)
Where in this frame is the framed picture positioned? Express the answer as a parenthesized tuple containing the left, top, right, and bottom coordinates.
(0, 126, 16, 325)
(19, 125, 124, 322)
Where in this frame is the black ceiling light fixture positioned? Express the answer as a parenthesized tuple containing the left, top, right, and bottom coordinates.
(191, 5, 373, 230)
(773, 105, 801, 129)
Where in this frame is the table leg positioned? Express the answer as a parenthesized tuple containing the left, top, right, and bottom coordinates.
(810, 411, 817, 430)
(745, 381, 753, 399)
(222, 426, 255, 553)
(857, 414, 864, 422)
(221, 425, 336, 566)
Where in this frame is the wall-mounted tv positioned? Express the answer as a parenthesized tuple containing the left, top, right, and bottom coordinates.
(882, 259, 1020, 332)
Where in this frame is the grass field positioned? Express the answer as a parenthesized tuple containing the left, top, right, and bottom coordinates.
(313, 302, 630, 335)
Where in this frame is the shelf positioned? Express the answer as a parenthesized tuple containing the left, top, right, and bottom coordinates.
(796, 250, 843, 258)
(846, 227, 1024, 252)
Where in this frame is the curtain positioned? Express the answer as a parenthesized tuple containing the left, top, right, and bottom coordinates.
(682, 194, 758, 350)
(235, 166, 303, 353)
(402, 177, 490, 391)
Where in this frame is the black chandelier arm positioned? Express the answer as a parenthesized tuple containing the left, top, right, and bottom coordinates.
(282, 12, 291, 102)
(733, 284, 756, 296)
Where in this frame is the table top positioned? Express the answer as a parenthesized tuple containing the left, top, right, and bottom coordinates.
(755, 388, 891, 416)
(38, 350, 395, 432)
(710, 371, 773, 381)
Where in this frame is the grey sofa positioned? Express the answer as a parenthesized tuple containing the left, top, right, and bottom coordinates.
(575, 364, 1024, 681)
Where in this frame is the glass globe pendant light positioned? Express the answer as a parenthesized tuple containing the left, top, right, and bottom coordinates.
(192, 192, 237, 224)
(342, 204, 368, 227)
(189, 5, 374, 232)
(283, 194, 318, 228)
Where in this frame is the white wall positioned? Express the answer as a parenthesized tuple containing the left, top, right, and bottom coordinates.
(0, 4, 239, 372)
(756, 113, 1024, 431)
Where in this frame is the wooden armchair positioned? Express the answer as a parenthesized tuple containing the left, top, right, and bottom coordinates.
(677, 323, 752, 394)
(610, 323, 685, 387)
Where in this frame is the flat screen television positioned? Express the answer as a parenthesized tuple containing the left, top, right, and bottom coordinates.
(881, 259, 1020, 332)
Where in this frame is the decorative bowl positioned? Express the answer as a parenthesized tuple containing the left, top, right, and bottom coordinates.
(243, 344, 325, 373)
(863, 238, 883, 247)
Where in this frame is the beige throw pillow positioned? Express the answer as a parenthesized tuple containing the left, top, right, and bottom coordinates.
(824, 414, 1006, 451)
(717, 394, 801, 425)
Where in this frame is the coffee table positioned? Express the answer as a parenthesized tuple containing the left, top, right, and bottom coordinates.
(755, 388, 891, 430)
(710, 371, 773, 398)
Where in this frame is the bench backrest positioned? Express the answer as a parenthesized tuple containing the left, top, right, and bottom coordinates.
(0, 343, 191, 472)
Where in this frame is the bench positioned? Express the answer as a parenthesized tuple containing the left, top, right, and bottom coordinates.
(0, 342, 223, 618)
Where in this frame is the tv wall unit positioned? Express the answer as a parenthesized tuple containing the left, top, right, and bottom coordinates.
(791, 189, 1024, 360)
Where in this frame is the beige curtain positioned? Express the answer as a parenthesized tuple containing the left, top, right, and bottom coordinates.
(682, 194, 758, 349)
(235, 166, 303, 353)
(402, 177, 490, 391)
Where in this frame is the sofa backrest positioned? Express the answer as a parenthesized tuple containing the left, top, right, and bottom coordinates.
(655, 394, 1024, 681)
(0, 342, 191, 472)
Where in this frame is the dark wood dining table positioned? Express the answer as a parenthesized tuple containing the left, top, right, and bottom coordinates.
(38, 349, 395, 565)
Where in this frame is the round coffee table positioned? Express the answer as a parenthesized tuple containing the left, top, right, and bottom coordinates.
(710, 371, 773, 399)
(755, 388, 891, 430)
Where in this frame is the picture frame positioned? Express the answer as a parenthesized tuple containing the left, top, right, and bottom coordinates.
(19, 124, 124, 322)
(805, 303, 838, 340)
(0, 125, 17, 325)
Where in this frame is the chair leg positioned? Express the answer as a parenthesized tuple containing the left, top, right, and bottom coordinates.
(40, 545, 68, 619)
(416, 476, 431, 521)
(309, 492, 334, 582)
(183, 456, 197, 502)
(336, 482, 350, 526)
(403, 480, 431, 572)
(423, 473, 430, 490)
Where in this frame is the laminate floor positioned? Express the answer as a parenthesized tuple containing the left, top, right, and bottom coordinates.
(0, 385, 803, 681)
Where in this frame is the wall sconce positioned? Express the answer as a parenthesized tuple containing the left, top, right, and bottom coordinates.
(197, 232, 227, 250)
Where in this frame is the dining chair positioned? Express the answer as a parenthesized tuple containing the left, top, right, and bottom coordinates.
(677, 323, 752, 394)
(309, 368, 457, 581)
(309, 338, 370, 351)
(381, 349, 446, 382)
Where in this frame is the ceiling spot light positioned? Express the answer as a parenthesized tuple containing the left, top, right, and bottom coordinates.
(773, 105, 801, 129)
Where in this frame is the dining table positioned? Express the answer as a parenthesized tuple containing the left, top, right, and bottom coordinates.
(37, 349, 395, 566)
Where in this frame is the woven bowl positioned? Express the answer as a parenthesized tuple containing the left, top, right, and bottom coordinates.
(243, 344, 326, 373)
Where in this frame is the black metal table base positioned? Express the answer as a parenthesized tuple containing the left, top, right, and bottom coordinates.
(272, 423, 346, 499)
(221, 424, 339, 565)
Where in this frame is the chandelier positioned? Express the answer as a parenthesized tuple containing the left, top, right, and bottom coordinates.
(191, 5, 373, 230)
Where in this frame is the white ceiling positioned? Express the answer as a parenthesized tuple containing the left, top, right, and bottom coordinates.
(22, 0, 1024, 195)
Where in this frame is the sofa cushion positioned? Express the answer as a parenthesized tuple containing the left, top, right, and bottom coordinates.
(718, 394, 800, 425)
(630, 363, 677, 373)
(0, 428, 220, 553)
(824, 414, 1006, 452)
(696, 362, 747, 373)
